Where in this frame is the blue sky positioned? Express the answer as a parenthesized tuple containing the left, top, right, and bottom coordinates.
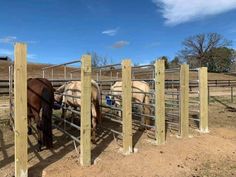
(0, 0, 236, 64)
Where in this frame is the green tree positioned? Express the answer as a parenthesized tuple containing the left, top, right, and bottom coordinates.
(169, 56, 181, 68)
(206, 47, 234, 72)
(151, 56, 169, 69)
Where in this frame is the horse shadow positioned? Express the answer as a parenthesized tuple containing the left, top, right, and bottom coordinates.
(212, 96, 236, 112)
(28, 125, 77, 177)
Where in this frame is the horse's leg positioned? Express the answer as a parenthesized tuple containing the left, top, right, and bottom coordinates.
(28, 118, 32, 135)
(27, 107, 33, 135)
(91, 117, 96, 143)
(61, 106, 67, 128)
(91, 104, 96, 143)
(32, 109, 43, 151)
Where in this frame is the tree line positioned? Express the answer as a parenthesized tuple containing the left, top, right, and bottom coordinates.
(157, 33, 236, 72)
(89, 32, 236, 72)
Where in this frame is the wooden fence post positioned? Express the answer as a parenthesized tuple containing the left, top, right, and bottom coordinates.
(122, 59, 133, 154)
(180, 64, 189, 138)
(14, 43, 28, 177)
(155, 60, 165, 144)
(199, 67, 208, 132)
(80, 55, 92, 166)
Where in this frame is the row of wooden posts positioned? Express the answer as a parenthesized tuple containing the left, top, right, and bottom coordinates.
(13, 43, 208, 177)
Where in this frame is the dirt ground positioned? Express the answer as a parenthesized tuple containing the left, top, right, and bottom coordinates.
(0, 101, 236, 177)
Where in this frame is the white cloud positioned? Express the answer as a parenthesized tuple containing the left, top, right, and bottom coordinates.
(0, 36, 38, 44)
(102, 28, 119, 36)
(112, 40, 130, 48)
(0, 48, 36, 60)
(152, 0, 236, 25)
(0, 36, 17, 44)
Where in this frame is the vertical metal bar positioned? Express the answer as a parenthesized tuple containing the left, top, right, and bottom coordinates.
(64, 65, 67, 80)
(231, 87, 233, 103)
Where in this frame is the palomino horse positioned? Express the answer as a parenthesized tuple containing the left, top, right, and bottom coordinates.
(54, 80, 101, 142)
(27, 78, 54, 151)
(110, 81, 151, 126)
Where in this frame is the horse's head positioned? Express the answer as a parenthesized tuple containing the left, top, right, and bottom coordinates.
(54, 92, 63, 104)
(54, 84, 66, 104)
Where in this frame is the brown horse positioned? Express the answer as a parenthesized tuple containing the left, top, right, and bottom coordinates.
(27, 78, 54, 151)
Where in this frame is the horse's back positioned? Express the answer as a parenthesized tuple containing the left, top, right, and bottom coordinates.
(27, 78, 54, 111)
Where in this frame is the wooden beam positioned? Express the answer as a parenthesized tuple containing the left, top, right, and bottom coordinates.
(80, 55, 92, 166)
(180, 64, 189, 138)
(155, 60, 165, 144)
(199, 67, 208, 132)
(14, 43, 28, 177)
(122, 59, 133, 154)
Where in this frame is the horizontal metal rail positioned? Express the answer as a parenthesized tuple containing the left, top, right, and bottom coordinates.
(52, 124, 80, 143)
(131, 79, 155, 82)
(101, 126, 123, 136)
(103, 116, 123, 124)
(42, 59, 81, 70)
(49, 79, 81, 82)
(132, 102, 155, 107)
(189, 117, 200, 121)
(166, 112, 179, 117)
(70, 64, 122, 74)
(52, 115, 81, 130)
(132, 112, 155, 119)
(61, 106, 81, 115)
(189, 109, 200, 113)
(165, 102, 179, 106)
(132, 64, 154, 69)
(165, 92, 180, 96)
(97, 79, 121, 82)
(189, 100, 200, 104)
(102, 111, 122, 118)
(166, 106, 179, 110)
(101, 104, 122, 111)
(131, 91, 155, 95)
(55, 92, 81, 99)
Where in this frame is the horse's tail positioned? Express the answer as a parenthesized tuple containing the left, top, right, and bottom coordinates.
(42, 87, 54, 149)
(92, 80, 102, 124)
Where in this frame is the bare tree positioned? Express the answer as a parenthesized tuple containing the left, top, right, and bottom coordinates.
(180, 33, 232, 67)
(87, 51, 110, 67)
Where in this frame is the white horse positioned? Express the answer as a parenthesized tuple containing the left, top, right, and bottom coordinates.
(110, 81, 151, 126)
(55, 80, 101, 142)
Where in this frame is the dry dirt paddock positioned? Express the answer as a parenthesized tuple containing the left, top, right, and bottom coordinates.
(0, 101, 236, 177)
